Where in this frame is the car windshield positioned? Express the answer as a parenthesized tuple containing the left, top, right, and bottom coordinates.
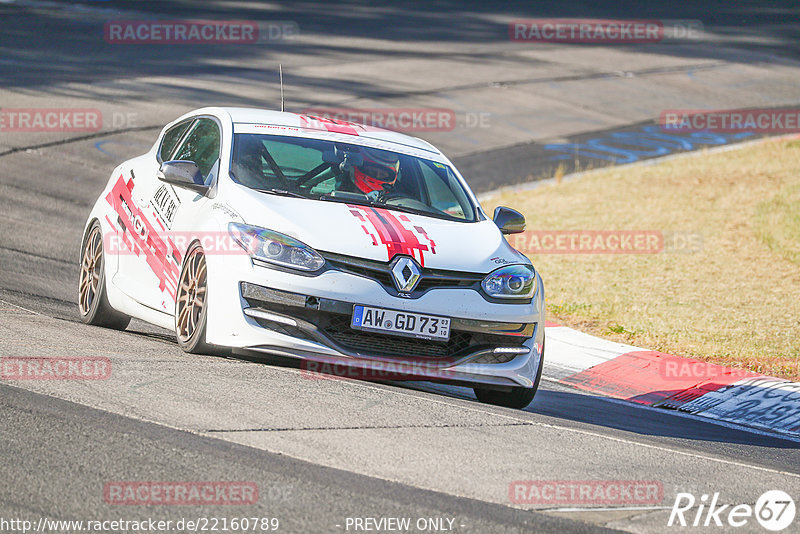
(230, 133, 477, 222)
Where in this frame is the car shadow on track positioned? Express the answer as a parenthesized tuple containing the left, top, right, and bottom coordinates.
(222, 348, 800, 450)
(415, 381, 800, 450)
(529, 388, 800, 449)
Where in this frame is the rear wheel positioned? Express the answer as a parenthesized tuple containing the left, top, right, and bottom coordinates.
(78, 222, 130, 330)
(175, 243, 212, 354)
(474, 336, 544, 409)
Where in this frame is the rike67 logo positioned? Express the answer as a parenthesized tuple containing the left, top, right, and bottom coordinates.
(669, 490, 795, 531)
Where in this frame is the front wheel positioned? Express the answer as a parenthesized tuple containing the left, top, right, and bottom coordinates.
(473, 336, 544, 409)
(78, 222, 130, 330)
(175, 243, 212, 354)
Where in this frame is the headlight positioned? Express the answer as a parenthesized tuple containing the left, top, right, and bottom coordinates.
(228, 222, 325, 272)
(482, 264, 537, 300)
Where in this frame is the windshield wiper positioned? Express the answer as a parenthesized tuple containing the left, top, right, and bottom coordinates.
(255, 188, 307, 199)
(369, 201, 441, 218)
(318, 193, 366, 204)
(318, 194, 445, 219)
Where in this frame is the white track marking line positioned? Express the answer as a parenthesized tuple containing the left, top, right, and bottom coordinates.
(540, 506, 672, 513)
(0, 298, 43, 316)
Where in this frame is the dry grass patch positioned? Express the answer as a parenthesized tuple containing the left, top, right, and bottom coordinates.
(483, 139, 800, 380)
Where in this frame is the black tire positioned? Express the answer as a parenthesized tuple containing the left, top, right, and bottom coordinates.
(78, 222, 131, 330)
(474, 335, 545, 409)
(175, 242, 213, 354)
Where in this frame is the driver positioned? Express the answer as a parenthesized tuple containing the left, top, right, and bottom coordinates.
(351, 148, 400, 196)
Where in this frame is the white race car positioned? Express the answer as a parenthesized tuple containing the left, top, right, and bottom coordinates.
(78, 107, 545, 408)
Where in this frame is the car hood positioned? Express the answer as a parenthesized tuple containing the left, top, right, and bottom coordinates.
(223, 186, 528, 273)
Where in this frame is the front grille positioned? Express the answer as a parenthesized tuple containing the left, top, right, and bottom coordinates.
(321, 251, 482, 297)
(327, 259, 394, 287)
(321, 314, 472, 359)
(242, 283, 531, 361)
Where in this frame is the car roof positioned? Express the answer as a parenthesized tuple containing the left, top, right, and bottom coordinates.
(191, 107, 443, 156)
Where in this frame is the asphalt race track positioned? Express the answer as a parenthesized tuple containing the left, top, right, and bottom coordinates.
(1, 1, 800, 533)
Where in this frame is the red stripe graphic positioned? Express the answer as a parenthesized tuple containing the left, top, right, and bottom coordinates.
(298, 114, 362, 136)
(347, 205, 435, 266)
(105, 174, 181, 300)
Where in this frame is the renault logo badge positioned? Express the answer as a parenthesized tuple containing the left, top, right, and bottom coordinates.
(390, 256, 421, 292)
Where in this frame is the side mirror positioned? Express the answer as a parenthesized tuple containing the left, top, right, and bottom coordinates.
(158, 160, 209, 194)
(493, 206, 526, 235)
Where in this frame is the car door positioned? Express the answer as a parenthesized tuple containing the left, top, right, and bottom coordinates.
(110, 118, 191, 310)
(117, 117, 221, 314)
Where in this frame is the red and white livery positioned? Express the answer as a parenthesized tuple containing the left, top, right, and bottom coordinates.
(78, 107, 545, 408)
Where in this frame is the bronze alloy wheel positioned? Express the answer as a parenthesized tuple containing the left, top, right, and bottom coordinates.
(77, 222, 130, 329)
(174, 242, 217, 355)
(78, 226, 103, 316)
(176, 246, 207, 343)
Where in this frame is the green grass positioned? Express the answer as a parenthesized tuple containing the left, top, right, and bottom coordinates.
(755, 183, 800, 267)
(483, 138, 800, 379)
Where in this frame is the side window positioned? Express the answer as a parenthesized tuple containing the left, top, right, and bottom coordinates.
(172, 118, 221, 178)
(159, 120, 192, 162)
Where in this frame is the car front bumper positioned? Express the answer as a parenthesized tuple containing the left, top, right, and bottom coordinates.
(204, 255, 545, 389)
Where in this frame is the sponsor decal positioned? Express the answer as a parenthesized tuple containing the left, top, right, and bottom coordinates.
(346, 205, 436, 266)
(509, 480, 663, 506)
(104, 481, 258, 505)
(151, 184, 180, 229)
(105, 174, 181, 300)
(211, 202, 241, 220)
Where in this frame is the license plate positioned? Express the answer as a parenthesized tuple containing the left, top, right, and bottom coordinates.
(351, 305, 451, 341)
